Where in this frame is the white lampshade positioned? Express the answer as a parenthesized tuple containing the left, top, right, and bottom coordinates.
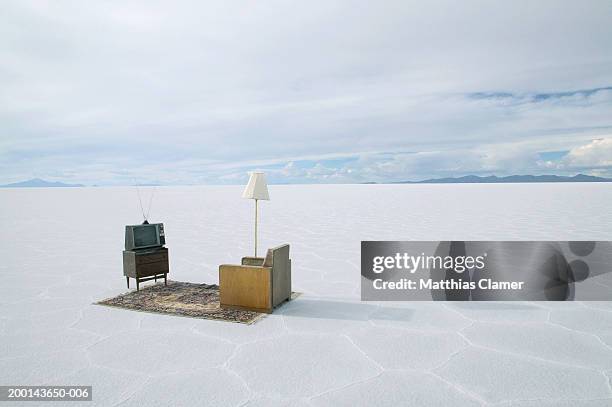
(242, 172, 270, 200)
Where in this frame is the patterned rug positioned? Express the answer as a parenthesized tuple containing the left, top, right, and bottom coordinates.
(96, 281, 298, 324)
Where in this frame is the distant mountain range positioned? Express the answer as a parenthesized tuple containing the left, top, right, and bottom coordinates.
(2, 174, 611, 188)
(0, 178, 84, 188)
(393, 174, 612, 184)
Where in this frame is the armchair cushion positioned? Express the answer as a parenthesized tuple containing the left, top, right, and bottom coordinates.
(241, 256, 264, 266)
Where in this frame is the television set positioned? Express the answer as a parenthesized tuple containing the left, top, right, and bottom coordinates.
(125, 223, 165, 251)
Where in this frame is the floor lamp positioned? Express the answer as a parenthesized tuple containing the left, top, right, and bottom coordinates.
(242, 172, 270, 257)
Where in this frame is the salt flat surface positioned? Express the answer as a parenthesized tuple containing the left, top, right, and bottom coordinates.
(1, 184, 612, 406)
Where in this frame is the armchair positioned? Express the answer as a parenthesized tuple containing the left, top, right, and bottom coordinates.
(219, 244, 292, 313)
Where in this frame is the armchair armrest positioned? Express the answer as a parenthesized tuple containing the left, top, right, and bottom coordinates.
(219, 264, 270, 272)
(219, 264, 273, 312)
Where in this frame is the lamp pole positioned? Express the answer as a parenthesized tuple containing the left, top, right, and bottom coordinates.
(254, 198, 258, 257)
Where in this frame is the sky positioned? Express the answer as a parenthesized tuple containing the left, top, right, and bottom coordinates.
(1, 0, 611, 185)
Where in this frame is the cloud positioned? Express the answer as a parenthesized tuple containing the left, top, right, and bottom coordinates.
(467, 87, 612, 105)
(249, 137, 612, 183)
(562, 138, 612, 169)
(0, 1, 611, 184)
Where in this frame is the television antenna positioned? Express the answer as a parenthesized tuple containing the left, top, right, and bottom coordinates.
(136, 186, 156, 224)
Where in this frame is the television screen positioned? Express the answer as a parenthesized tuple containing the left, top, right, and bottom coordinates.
(133, 225, 159, 248)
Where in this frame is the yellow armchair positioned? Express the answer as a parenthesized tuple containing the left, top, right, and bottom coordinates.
(219, 244, 291, 313)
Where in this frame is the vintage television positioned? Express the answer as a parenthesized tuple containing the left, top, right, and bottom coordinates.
(125, 222, 165, 251)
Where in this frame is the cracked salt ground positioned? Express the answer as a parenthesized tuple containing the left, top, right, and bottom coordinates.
(1, 184, 612, 406)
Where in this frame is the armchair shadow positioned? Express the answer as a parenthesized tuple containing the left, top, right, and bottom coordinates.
(276, 298, 415, 323)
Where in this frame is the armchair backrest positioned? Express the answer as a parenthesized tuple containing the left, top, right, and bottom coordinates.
(263, 244, 288, 266)
(267, 244, 291, 307)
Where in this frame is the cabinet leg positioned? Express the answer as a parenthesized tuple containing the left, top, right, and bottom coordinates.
(154, 275, 157, 282)
(136, 279, 140, 291)
(164, 274, 167, 286)
(126, 276, 129, 288)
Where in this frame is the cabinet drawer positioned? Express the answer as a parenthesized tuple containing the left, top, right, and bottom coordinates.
(136, 252, 168, 265)
(135, 261, 169, 277)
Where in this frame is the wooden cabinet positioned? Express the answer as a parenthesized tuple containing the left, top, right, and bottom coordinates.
(123, 247, 169, 290)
